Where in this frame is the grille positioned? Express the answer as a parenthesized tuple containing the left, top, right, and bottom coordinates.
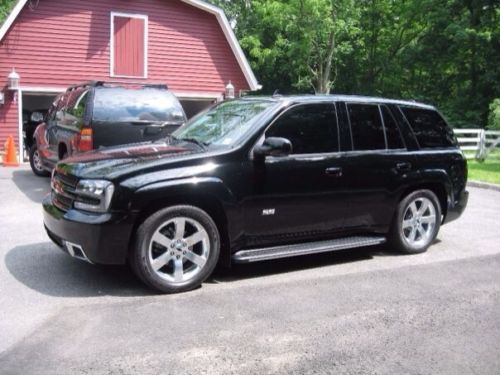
(52, 171, 79, 212)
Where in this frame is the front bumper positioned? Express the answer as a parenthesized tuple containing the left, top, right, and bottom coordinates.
(43, 194, 136, 265)
(443, 189, 469, 224)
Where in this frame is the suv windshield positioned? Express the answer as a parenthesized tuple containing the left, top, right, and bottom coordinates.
(93, 88, 186, 124)
(172, 99, 277, 148)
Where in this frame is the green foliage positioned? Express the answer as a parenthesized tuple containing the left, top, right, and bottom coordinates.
(0, 0, 16, 25)
(210, 0, 500, 128)
(488, 99, 500, 129)
(468, 158, 500, 184)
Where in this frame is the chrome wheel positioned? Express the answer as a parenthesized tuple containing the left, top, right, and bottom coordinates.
(148, 217, 210, 284)
(32, 149, 43, 171)
(401, 197, 437, 247)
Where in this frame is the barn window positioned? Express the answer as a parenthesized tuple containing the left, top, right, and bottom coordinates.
(110, 12, 148, 78)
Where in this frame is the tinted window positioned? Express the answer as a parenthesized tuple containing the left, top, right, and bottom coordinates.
(64, 89, 89, 126)
(348, 104, 385, 150)
(92, 88, 186, 124)
(49, 94, 67, 122)
(266, 103, 339, 154)
(401, 107, 456, 148)
(381, 106, 405, 149)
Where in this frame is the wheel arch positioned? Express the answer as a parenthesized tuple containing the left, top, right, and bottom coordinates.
(129, 179, 235, 267)
(399, 181, 449, 222)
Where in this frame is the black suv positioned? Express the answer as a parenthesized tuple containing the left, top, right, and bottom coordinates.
(30, 81, 186, 176)
(43, 95, 468, 293)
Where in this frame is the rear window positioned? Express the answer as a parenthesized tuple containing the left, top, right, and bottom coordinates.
(400, 107, 456, 148)
(92, 88, 186, 124)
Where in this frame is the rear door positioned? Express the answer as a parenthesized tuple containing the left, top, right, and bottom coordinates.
(91, 88, 186, 148)
(339, 102, 411, 231)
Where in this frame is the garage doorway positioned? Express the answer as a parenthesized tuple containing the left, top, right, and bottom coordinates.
(21, 92, 59, 160)
(180, 99, 216, 119)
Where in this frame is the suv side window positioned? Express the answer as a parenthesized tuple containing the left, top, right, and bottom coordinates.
(266, 103, 339, 154)
(347, 104, 385, 151)
(400, 107, 456, 148)
(49, 94, 66, 122)
(65, 89, 89, 126)
(381, 106, 405, 149)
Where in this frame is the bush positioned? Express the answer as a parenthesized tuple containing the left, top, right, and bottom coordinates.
(488, 99, 500, 130)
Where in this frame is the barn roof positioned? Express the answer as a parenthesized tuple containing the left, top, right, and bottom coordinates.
(0, 0, 260, 90)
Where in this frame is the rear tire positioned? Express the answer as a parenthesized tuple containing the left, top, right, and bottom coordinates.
(130, 205, 220, 294)
(29, 144, 50, 177)
(389, 189, 441, 254)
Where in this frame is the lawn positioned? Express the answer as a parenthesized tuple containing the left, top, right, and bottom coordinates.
(467, 157, 500, 184)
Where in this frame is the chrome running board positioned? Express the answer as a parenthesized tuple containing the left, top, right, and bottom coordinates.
(232, 236, 386, 263)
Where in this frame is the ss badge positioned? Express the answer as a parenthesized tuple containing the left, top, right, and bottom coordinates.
(262, 208, 276, 216)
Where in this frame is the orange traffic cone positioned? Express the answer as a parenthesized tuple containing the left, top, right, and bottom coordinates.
(3, 136, 19, 167)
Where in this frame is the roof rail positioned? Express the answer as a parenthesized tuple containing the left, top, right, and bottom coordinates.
(67, 81, 105, 91)
(143, 84, 169, 90)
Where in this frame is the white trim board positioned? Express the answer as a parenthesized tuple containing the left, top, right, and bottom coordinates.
(110, 12, 149, 79)
(0, 0, 260, 90)
(17, 88, 24, 162)
(19, 86, 66, 93)
(174, 91, 223, 101)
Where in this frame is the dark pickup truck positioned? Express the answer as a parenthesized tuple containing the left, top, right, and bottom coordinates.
(43, 95, 468, 293)
(30, 81, 186, 176)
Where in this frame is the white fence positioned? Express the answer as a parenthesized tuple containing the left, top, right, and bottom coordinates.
(453, 129, 500, 160)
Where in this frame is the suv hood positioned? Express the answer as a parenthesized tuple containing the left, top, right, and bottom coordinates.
(58, 141, 203, 179)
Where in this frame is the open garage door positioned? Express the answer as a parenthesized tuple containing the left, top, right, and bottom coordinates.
(180, 99, 216, 119)
(21, 92, 59, 159)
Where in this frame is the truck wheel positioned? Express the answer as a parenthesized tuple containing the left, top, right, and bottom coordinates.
(130, 205, 220, 293)
(29, 145, 50, 177)
(389, 189, 441, 254)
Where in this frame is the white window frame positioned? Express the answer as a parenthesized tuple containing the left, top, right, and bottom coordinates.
(110, 12, 149, 79)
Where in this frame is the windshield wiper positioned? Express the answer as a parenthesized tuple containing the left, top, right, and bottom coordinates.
(172, 136, 209, 149)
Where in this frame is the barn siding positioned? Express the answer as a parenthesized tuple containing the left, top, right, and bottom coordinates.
(0, 0, 250, 148)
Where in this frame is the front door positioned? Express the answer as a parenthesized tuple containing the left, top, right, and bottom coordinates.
(243, 102, 349, 247)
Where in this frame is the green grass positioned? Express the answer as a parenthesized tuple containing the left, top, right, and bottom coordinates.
(468, 157, 500, 184)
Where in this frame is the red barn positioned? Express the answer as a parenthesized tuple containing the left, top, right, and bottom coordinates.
(0, 0, 259, 158)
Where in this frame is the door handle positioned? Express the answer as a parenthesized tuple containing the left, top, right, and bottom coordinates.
(325, 167, 343, 177)
(396, 162, 412, 172)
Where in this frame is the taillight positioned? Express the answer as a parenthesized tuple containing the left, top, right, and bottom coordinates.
(78, 128, 93, 152)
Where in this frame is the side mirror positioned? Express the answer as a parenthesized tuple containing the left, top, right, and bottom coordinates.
(31, 111, 44, 123)
(254, 137, 293, 160)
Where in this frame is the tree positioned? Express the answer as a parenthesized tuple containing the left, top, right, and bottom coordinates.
(0, 0, 16, 25)
(212, 0, 499, 127)
(213, 0, 360, 94)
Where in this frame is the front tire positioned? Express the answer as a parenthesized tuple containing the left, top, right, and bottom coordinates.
(389, 189, 441, 254)
(130, 205, 220, 293)
(29, 144, 50, 177)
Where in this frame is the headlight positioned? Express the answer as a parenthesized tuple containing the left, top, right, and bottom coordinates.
(74, 179, 114, 213)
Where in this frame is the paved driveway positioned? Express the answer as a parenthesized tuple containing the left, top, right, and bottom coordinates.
(0, 166, 499, 374)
